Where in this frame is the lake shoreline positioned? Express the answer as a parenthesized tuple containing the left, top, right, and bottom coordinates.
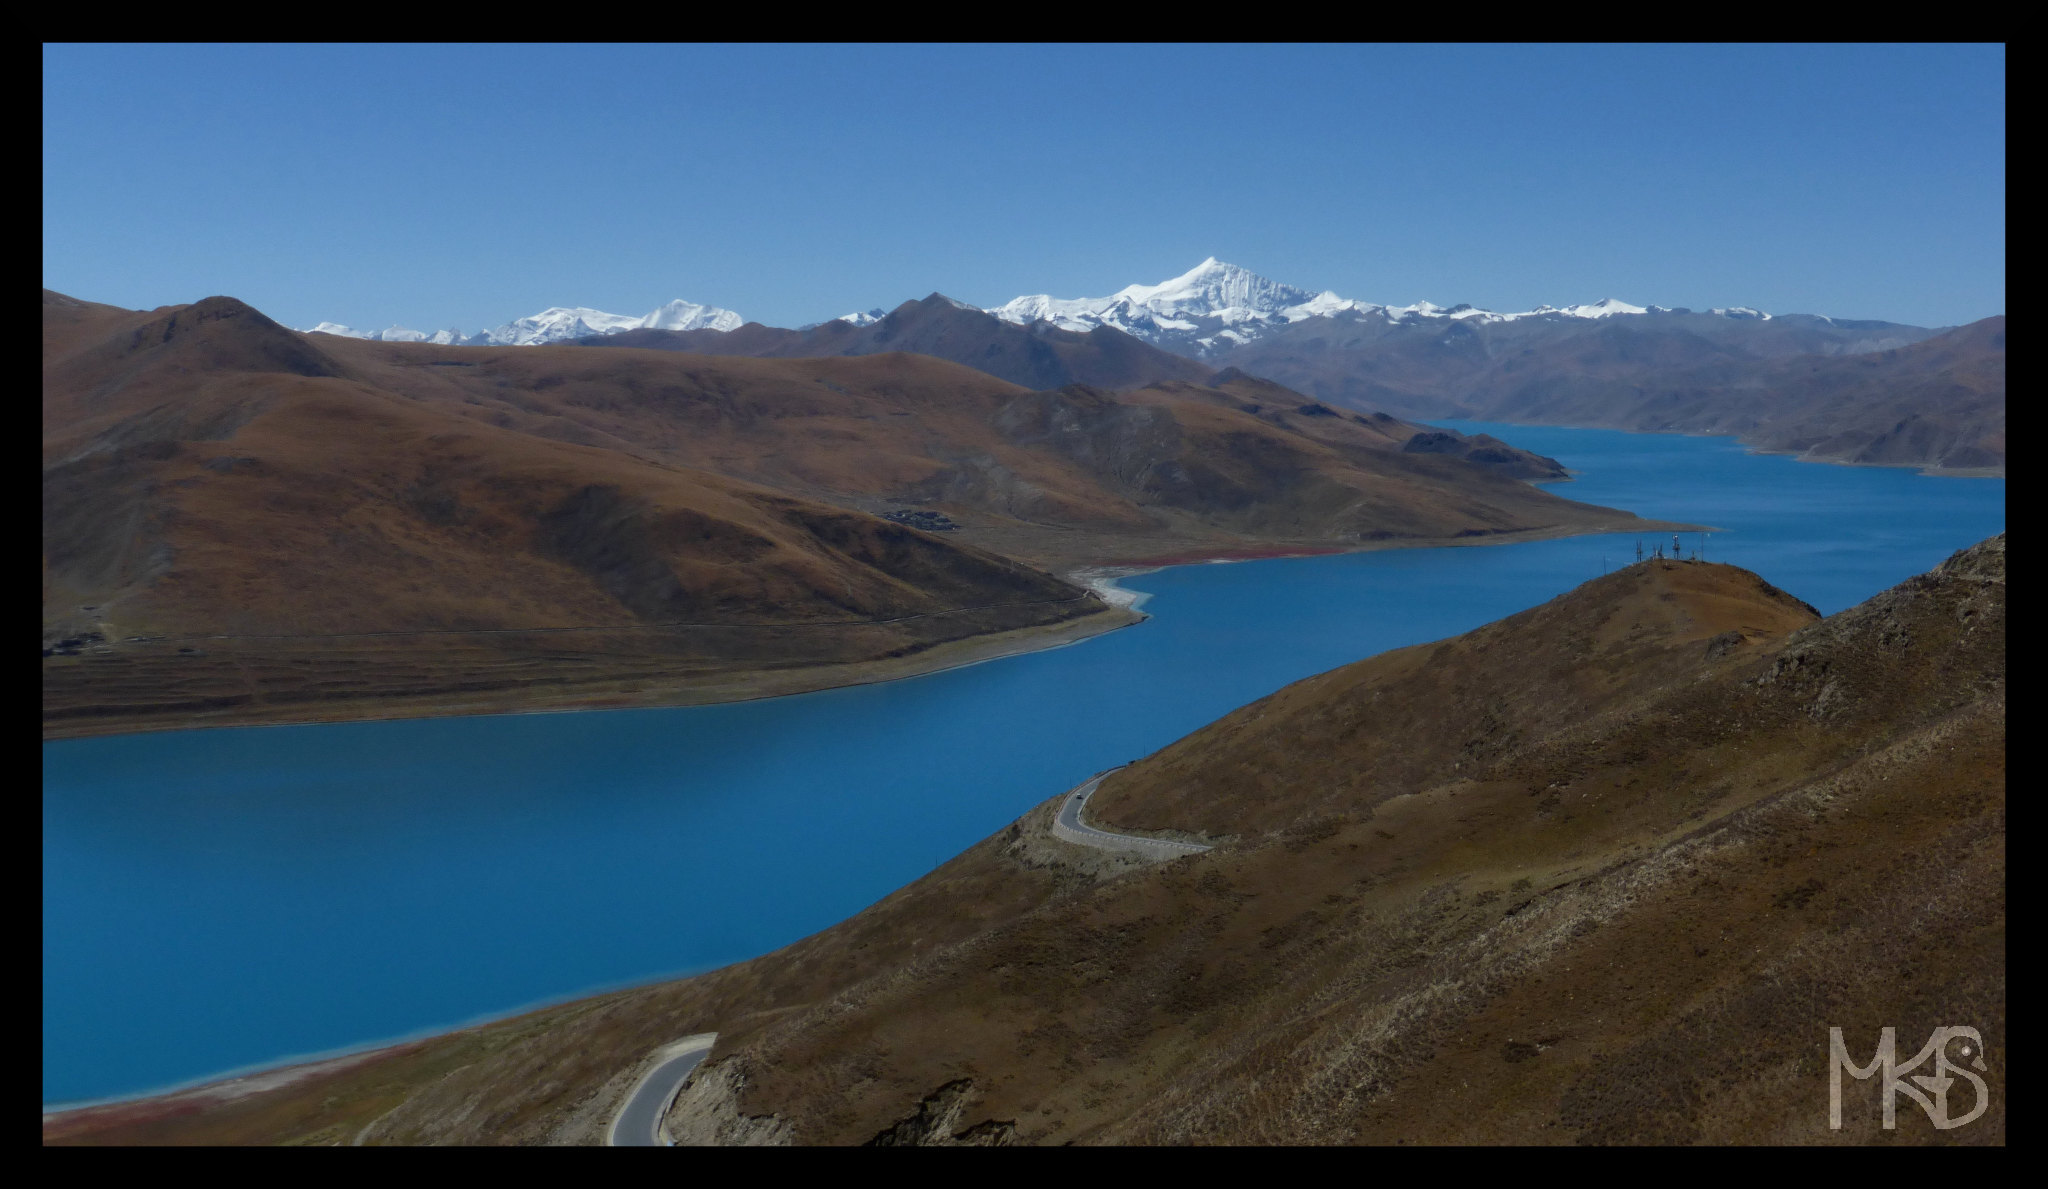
(41, 517, 1697, 744)
(41, 519, 1702, 1113)
(39, 602, 1139, 744)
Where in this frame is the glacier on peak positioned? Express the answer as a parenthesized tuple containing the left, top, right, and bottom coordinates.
(639, 298, 745, 334)
(1556, 298, 1650, 319)
(303, 321, 466, 343)
(990, 257, 1330, 334)
(474, 306, 647, 346)
(1109, 257, 1322, 318)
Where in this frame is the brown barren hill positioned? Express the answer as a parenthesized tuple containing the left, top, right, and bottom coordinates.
(42, 292, 1129, 737)
(49, 537, 2002, 1146)
(305, 336, 1662, 570)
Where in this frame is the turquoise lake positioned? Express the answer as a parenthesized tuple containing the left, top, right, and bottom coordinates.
(41, 424, 2006, 1106)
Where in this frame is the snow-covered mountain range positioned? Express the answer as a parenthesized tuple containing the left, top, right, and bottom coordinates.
(305, 297, 742, 346)
(305, 260, 1802, 354)
(983, 258, 1774, 355)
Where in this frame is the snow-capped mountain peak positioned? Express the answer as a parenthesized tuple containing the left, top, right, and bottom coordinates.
(1557, 298, 1650, 319)
(639, 298, 744, 334)
(476, 306, 644, 346)
(1107, 257, 1321, 320)
(990, 259, 1421, 349)
(990, 258, 1347, 342)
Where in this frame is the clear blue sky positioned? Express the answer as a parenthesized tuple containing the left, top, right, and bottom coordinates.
(43, 44, 2005, 332)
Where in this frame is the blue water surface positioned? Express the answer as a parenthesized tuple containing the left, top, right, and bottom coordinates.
(41, 425, 2004, 1105)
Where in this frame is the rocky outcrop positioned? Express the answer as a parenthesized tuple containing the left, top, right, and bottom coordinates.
(865, 1079, 1016, 1146)
(661, 1060, 793, 1147)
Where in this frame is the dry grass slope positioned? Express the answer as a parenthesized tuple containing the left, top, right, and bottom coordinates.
(47, 536, 2002, 1146)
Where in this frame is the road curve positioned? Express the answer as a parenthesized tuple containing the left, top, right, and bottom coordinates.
(606, 771, 1199, 1146)
(608, 1033, 717, 1147)
(1052, 768, 1212, 859)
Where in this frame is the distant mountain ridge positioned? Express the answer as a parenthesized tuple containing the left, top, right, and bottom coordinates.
(304, 257, 1897, 356)
(296, 261, 1997, 471)
(980, 257, 1922, 357)
(306, 257, 1936, 359)
(305, 297, 742, 346)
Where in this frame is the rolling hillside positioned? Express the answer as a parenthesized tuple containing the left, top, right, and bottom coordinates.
(41, 292, 1126, 735)
(48, 536, 2003, 1145)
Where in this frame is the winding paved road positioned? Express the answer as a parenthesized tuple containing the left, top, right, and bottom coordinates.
(607, 770, 1205, 1146)
(608, 1033, 717, 1147)
(1052, 768, 1212, 859)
